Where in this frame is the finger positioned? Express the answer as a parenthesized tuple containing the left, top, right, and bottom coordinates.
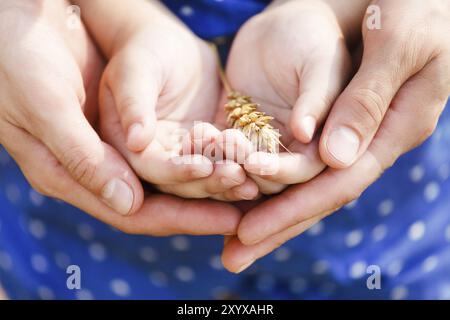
(219, 177, 260, 201)
(291, 44, 351, 143)
(188, 122, 222, 155)
(5, 125, 241, 236)
(244, 139, 326, 185)
(100, 83, 214, 184)
(319, 37, 427, 168)
(27, 92, 144, 216)
(139, 142, 214, 184)
(158, 160, 247, 198)
(215, 129, 254, 164)
(238, 60, 449, 246)
(222, 213, 328, 273)
(104, 49, 160, 152)
(248, 174, 287, 195)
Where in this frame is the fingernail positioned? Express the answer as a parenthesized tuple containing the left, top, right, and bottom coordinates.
(326, 127, 360, 165)
(301, 116, 316, 140)
(101, 178, 134, 216)
(127, 123, 144, 145)
(236, 260, 255, 274)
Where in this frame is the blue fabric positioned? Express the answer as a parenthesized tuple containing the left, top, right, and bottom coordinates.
(1, 0, 450, 300)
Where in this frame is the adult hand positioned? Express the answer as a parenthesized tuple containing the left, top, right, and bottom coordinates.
(0, 0, 241, 236)
(222, 0, 450, 272)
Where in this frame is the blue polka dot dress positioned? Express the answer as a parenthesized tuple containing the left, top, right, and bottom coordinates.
(1, 0, 450, 300)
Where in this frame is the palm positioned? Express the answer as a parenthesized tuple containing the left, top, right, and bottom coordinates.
(214, 2, 351, 192)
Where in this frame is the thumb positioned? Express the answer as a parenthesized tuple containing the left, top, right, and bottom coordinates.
(319, 41, 422, 168)
(34, 96, 144, 216)
(104, 50, 160, 152)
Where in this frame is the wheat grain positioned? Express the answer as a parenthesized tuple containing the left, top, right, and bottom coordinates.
(224, 91, 281, 153)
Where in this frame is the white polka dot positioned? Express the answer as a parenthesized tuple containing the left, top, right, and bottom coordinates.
(372, 224, 388, 242)
(0, 251, 12, 271)
(170, 236, 190, 251)
(424, 182, 440, 202)
(180, 5, 194, 16)
(290, 277, 307, 294)
(273, 247, 291, 262)
(409, 165, 425, 182)
(307, 221, 324, 236)
(256, 274, 275, 292)
(312, 260, 329, 275)
(77, 223, 95, 241)
(54, 252, 71, 269)
(408, 221, 426, 241)
(209, 255, 223, 270)
(150, 271, 168, 287)
(139, 246, 158, 263)
(344, 200, 358, 210)
(438, 163, 449, 181)
(378, 199, 394, 216)
(88, 243, 107, 262)
(386, 260, 403, 277)
(5, 184, 21, 203)
(349, 261, 367, 279)
(110, 279, 130, 297)
(29, 189, 45, 206)
(175, 266, 194, 282)
(31, 254, 48, 273)
(37, 286, 54, 300)
(445, 225, 450, 241)
(345, 229, 364, 247)
(75, 289, 94, 300)
(421, 255, 439, 273)
(439, 284, 450, 300)
(391, 285, 408, 300)
(28, 219, 47, 239)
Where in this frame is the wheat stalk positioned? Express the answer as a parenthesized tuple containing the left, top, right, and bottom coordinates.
(212, 44, 284, 154)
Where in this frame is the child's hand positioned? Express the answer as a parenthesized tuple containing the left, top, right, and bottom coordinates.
(217, 0, 353, 194)
(77, 0, 259, 201)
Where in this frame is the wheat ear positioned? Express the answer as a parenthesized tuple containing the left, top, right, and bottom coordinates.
(211, 43, 288, 154)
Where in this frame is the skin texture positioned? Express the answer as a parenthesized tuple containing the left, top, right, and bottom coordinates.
(0, 0, 242, 238)
(221, 0, 450, 273)
(216, 0, 352, 194)
(1, 0, 449, 276)
(74, 0, 260, 201)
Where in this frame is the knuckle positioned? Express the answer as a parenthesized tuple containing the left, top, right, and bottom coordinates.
(61, 144, 99, 188)
(348, 87, 386, 132)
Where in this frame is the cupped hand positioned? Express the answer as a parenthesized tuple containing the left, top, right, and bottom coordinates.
(221, 0, 450, 272)
(95, 1, 259, 201)
(216, 0, 352, 194)
(0, 0, 242, 237)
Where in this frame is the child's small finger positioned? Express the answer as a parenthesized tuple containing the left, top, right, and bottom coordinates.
(215, 129, 254, 164)
(189, 122, 221, 155)
(158, 161, 247, 199)
(249, 174, 287, 195)
(134, 142, 214, 184)
(228, 178, 260, 201)
(204, 161, 246, 195)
